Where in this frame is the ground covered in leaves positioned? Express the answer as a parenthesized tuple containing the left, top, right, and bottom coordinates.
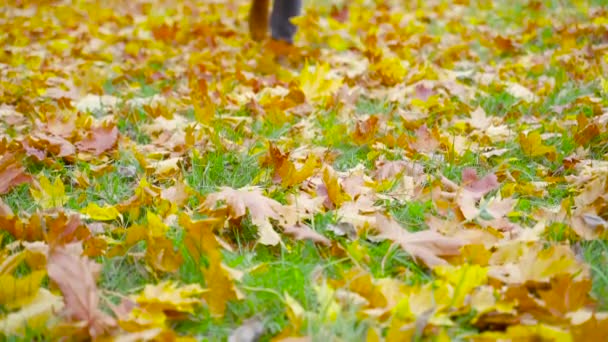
(1, 0, 608, 341)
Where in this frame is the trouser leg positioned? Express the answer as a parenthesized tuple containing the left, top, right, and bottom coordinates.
(270, 0, 302, 43)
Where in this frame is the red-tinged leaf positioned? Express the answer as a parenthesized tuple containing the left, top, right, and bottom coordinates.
(76, 123, 118, 155)
(47, 247, 115, 338)
(283, 223, 331, 246)
(461, 168, 500, 195)
(160, 180, 192, 207)
(414, 81, 435, 101)
(410, 125, 440, 154)
(374, 159, 424, 181)
(0, 153, 33, 195)
(25, 132, 76, 158)
(151, 22, 178, 43)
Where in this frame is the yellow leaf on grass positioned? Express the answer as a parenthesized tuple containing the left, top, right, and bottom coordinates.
(313, 282, 341, 322)
(279, 155, 320, 188)
(371, 57, 407, 86)
(434, 264, 488, 307)
(81, 202, 121, 221)
(118, 307, 167, 332)
(0, 270, 46, 307)
(297, 61, 343, 102)
(146, 236, 183, 273)
(322, 166, 351, 208)
(193, 98, 216, 125)
(146, 211, 169, 238)
(518, 131, 556, 159)
(469, 286, 515, 318)
(133, 281, 206, 314)
(178, 214, 239, 317)
(30, 175, 67, 209)
(0, 288, 63, 335)
(200, 259, 239, 317)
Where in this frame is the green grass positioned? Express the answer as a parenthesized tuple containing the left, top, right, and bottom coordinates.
(186, 150, 264, 195)
(582, 240, 608, 310)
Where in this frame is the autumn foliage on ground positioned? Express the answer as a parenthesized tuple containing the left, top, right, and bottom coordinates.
(1, 0, 608, 341)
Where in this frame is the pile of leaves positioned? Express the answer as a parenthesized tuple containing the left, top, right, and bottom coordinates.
(1, 0, 608, 340)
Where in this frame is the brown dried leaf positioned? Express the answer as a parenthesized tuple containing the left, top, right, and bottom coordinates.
(76, 123, 118, 156)
(372, 215, 465, 268)
(0, 153, 33, 195)
(203, 186, 285, 245)
(283, 223, 330, 246)
(47, 247, 115, 338)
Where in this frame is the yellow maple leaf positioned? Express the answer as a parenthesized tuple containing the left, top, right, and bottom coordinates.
(132, 281, 206, 315)
(297, 61, 343, 102)
(279, 155, 320, 188)
(146, 211, 169, 238)
(193, 100, 215, 126)
(371, 57, 407, 86)
(118, 306, 167, 332)
(471, 324, 572, 341)
(469, 285, 515, 318)
(0, 288, 63, 336)
(434, 264, 488, 307)
(322, 166, 351, 208)
(80, 202, 121, 221)
(518, 131, 557, 159)
(30, 175, 67, 209)
(178, 214, 239, 317)
(0, 270, 46, 307)
(145, 236, 183, 274)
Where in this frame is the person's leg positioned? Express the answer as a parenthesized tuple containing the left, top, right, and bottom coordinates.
(248, 0, 270, 41)
(270, 0, 302, 43)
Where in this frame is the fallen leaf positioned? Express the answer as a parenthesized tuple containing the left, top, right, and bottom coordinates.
(30, 175, 67, 209)
(372, 215, 465, 268)
(0, 153, 33, 195)
(228, 317, 265, 342)
(0, 270, 46, 307)
(80, 202, 122, 221)
(0, 288, 64, 336)
(132, 281, 206, 315)
(202, 186, 285, 246)
(76, 123, 118, 155)
(282, 223, 330, 246)
(519, 131, 557, 159)
(47, 247, 115, 338)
